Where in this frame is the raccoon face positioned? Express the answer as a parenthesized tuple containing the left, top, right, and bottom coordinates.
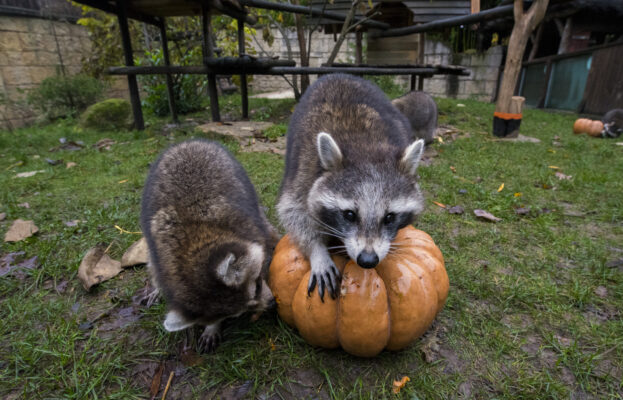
(309, 133, 425, 268)
(214, 242, 275, 312)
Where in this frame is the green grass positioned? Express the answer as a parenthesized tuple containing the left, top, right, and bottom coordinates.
(1, 95, 622, 399)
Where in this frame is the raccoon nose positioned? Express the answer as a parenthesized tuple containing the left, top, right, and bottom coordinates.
(357, 251, 379, 269)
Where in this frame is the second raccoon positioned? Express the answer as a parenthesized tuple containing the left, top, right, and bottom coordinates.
(141, 140, 277, 351)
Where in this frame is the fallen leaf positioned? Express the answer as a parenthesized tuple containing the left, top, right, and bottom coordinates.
(269, 338, 276, 351)
(474, 209, 501, 222)
(458, 189, 467, 194)
(548, 166, 560, 170)
(0, 252, 38, 277)
(45, 158, 63, 166)
(514, 207, 531, 215)
(0, 212, 5, 221)
(98, 306, 141, 331)
(66, 162, 77, 169)
(606, 258, 623, 268)
(65, 219, 80, 227)
(94, 138, 116, 151)
(15, 170, 45, 178)
(78, 245, 123, 291)
(121, 237, 149, 267)
(49, 141, 84, 152)
(150, 363, 165, 399)
(433, 201, 446, 208)
(594, 286, 608, 298)
(180, 346, 203, 367)
(514, 192, 522, 197)
(554, 136, 560, 140)
(497, 183, 504, 192)
(540, 208, 554, 214)
(437, 136, 444, 143)
(547, 149, 556, 153)
(17, 202, 30, 208)
(562, 210, 585, 217)
(114, 225, 142, 235)
(450, 166, 456, 173)
(118, 179, 128, 184)
(55, 280, 69, 294)
(393, 376, 410, 394)
(457, 103, 465, 107)
(555, 172, 572, 180)
(447, 205, 464, 215)
(4, 219, 39, 242)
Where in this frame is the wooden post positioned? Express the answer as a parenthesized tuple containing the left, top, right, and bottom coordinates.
(355, 30, 363, 64)
(410, 74, 416, 91)
(418, 75, 426, 91)
(202, 4, 220, 122)
(238, 19, 249, 120)
(159, 18, 178, 123)
(117, 2, 144, 130)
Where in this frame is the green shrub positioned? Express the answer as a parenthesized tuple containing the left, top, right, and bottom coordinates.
(138, 48, 207, 116)
(79, 98, 132, 131)
(366, 75, 404, 98)
(27, 74, 104, 120)
(263, 123, 287, 140)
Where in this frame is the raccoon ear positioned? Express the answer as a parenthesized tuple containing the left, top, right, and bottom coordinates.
(163, 309, 195, 332)
(317, 132, 343, 171)
(400, 139, 425, 176)
(215, 252, 239, 287)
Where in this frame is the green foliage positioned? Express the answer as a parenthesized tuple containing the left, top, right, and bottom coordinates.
(137, 48, 207, 117)
(263, 123, 287, 140)
(366, 75, 404, 98)
(27, 74, 104, 120)
(79, 98, 132, 131)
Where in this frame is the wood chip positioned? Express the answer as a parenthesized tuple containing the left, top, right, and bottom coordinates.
(474, 209, 501, 222)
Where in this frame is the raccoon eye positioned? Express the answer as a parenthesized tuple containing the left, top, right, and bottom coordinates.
(383, 212, 396, 224)
(342, 210, 357, 222)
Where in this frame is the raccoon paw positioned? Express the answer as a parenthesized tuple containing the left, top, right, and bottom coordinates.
(139, 288, 160, 308)
(198, 323, 221, 353)
(307, 264, 341, 301)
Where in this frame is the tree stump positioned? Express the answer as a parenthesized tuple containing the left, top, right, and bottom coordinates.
(493, 96, 525, 138)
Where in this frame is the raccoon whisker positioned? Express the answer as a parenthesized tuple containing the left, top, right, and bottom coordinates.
(310, 216, 345, 236)
(326, 245, 347, 250)
(317, 230, 347, 240)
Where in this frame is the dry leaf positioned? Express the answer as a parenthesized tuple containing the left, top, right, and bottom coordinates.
(49, 140, 84, 152)
(4, 219, 39, 242)
(433, 201, 446, 208)
(448, 205, 464, 215)
(497, 183, 505, 192)
(78, 245, 122, 291)
(548, 165, 560, 170)
(474, 209, 501, 222)
(269, 338, 276, 351)
(555, 172, 572, 180)
(65, 219, 80, 227)
(121, 237, 149, 267)
(118, 179, 128, 184)
(66, 162, 77, 169)
(17, 202, 29, 208)
(450, 166, 456, 173)
(514, 192, 522, 197)
(45, 158, 63, 166)
(15, 170, 45, 178)
(94, 138, 116, 151)
(594, 286, 607, 298)
(150, 363, 165, 399)
(392, 376, 410, 394)
(515, 207, 531, 215)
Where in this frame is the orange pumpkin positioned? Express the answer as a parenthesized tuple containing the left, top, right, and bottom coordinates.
(269, 226, 448, 357)
(573, 118, 604, 137)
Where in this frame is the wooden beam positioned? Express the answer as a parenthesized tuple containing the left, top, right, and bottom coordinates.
(355, 30, 363, 64)
(373, 4, 514, 38)
(238, 0, 390, 30)
(238, 19, 249, 120)
(159, 18, 178, 124)
(202, 4, 220, 122)
(117, 1, 144, 130)
(73, 0, 160, 25)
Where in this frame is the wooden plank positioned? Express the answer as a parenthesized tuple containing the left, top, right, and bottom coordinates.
(202, 4, 220, 122)
(238, 19, 248, 120)
(159, 17, 178, 123)
(581, 44, 623, 114)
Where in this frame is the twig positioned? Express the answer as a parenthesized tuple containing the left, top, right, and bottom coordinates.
(161, 371, 174, 400)
(347, 10, 381, 33)
(114, 225, 142, 234)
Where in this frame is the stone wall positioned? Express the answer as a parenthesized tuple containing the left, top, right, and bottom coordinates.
(422, 40, 504, 102)
(0, 16, 128, 130)
(249, 27, 356, 93)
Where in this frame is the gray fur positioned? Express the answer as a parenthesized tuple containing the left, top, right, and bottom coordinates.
(602, 109, 623, 138)
(392, 91, 438, 144)
(277, 74, 425, 299)
(141, 139, 278, 352)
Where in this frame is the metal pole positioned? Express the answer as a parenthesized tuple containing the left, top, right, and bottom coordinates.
(238, 19, 249, 120)
(159, 18, 178, 123)
(202, 4, 220, 122)
(117, 1, 144, 130)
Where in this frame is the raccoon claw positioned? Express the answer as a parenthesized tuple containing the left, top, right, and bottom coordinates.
(141, 288, 160, 308)
(307, 266, 341, 301)
(198, 326, 221, 353)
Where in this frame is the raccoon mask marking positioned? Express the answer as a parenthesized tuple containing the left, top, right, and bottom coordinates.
(308, 132, 425, 269)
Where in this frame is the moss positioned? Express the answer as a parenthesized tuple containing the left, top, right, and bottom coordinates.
(79, 98, 132, 131)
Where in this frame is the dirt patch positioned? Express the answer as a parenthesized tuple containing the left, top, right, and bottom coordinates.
(273, 367, 329, 400)
(197, 121, 285, 155)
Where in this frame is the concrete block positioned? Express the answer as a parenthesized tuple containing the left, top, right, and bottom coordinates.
(0, 31, 22, 52)
(2, 66, 32, 86)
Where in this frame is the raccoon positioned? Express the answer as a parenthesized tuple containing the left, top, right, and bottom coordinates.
(392, 91, 438, 144)
(277, 74, 425, 300)
(602, 108, 623, 138)
(141, 139, 277, 351)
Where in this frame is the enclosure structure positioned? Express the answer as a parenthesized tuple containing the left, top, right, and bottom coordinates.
(70, 0, 504, 129)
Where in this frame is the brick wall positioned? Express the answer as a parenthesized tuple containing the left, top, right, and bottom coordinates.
(0, 16, 128, 130)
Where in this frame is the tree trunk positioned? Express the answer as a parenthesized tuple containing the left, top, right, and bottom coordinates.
(495, 0, 549, 114)
(326, 0, 360, 65)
